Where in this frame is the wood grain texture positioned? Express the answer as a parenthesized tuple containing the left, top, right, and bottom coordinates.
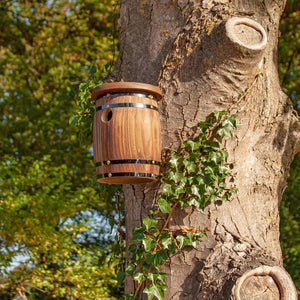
(92, 83, 162, 184)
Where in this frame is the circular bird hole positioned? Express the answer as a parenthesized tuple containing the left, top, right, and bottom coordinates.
(101, 108, 113, 122)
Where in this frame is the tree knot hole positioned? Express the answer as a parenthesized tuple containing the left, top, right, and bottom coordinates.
(226, 17, 267, 51)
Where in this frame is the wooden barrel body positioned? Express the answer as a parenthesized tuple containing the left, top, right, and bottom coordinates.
(92, 82, 162, 184)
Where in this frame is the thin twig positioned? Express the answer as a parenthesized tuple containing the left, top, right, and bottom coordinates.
(134, 280, 145, 298)
(206, 74, 260, 140)
(116, 193, 125, 272)
(161, 198, 181, 233)
(227, 73, 260, 113)
(17, 286, 28, 300)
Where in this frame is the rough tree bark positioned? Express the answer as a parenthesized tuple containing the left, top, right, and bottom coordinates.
(112, 0, 299, 299)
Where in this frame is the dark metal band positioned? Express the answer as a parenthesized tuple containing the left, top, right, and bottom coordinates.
(96, 92, 157, 101)
(95, 102, 158, 112)
(97, 172, 157, 179)
(95, 159, 160, 167)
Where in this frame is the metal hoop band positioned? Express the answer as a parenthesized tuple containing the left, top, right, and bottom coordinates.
(97, 172, 157, 179)
(95, 102, 158, 112)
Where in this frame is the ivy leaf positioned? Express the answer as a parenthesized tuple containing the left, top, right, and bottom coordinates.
(228, 114, 237, 127)
(144, 283, 167, 300)
(186, 231, 200, 248)
(128, 243, 137, 253)
(169, 155, 179, 170)
(213, 110, 227, 121)
(162, 183, 173, 195)
(217, 116, 236, 138)
(132, 226, 146, 241)
(209, 151, 225, 163)
(125, 265, 135, 277)
(183, 159, 197, 174)
(143, 217, 158, 231)
(133, 272, 147, 285)
(184, 140, 201, 151)
(145, 250, 168, 268)
(198, 120, 212, 133)
(167, 171, 184, 183)
(142, 237, 157, 251)
(217, 126, 232, 138)
(160, 232, 176, 253)
(174, 181, 186, 196)
(151, 272, 167, 283)
(188, 197, 200, 209)
(176, 235, 191, 250)
(191, 185, 201, 199)
(158, 198, 172, 213)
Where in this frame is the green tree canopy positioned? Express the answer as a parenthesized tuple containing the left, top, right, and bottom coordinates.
(0, 0, 121, 299)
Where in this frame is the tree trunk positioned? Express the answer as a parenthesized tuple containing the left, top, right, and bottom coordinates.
(112, 0, 299, 298)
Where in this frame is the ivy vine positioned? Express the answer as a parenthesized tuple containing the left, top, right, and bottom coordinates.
(118, 111, 237, 300)
(69, 66, 109, 144)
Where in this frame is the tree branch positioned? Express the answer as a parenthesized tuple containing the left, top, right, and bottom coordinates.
(231, 265, 297, 300)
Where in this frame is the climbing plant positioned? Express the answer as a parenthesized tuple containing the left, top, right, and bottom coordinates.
(115, 111, 236, 299)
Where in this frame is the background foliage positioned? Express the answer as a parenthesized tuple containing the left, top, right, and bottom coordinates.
(0, 0, 121, 299)
(0, 0, 299, 299)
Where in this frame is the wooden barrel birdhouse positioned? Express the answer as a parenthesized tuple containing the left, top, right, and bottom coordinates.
(92, 82, 162, 184)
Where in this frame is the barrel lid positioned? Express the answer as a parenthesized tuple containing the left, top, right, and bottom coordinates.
(91, 82, 163, 101)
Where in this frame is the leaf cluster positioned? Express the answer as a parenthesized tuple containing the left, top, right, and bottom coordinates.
(118, 112, 236, 299)
(69, 64, 112, 144)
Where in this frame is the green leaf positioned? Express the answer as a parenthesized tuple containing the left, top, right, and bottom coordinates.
(217, 117, 236, 138)
(128, 243, 137, 253)
(143, 217, 158, 231)
(145, 250, 168, 267)
(186, 231, 200, 248)
(133, 272, 147, 284)
(183, 159, 197, 174)
(184, 140, 201, 151)
(213, 110, 227, 121)
(117, 271, 126, 285)
(228, 114, 237, 127)
(191, 185, 201, 198)
(161, 232, 177, 254)
(176, 235, 190, 250)
(209, 151, 220, 163)
(132, 226, 146, 241)
(169, 156, 179, 169)
(144, 283, 167, 300)
(174, 180, 187, 196)
(142, 237, 157, 251)
(167, 171, 184, 183)
(188, 197, 200, 209)
(158, 198, 172, 213)
(162, 183, 173, 195)
(125, 265, 135, 277)
(198, 120, 212, 133)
